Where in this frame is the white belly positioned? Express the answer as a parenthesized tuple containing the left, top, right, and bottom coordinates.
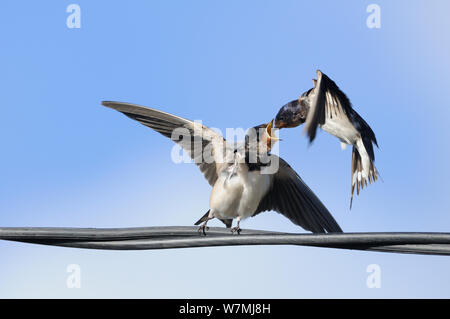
(320, 115, 359, 145)
(210, 172, 243, 219)
(209, 169, 271, 220)
(237, 171, 271, 219)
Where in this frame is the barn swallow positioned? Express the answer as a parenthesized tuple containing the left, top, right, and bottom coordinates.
(102, 101, 342, 234)
(274, 70, 379, 208)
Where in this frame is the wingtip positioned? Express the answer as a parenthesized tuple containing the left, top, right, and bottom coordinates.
(302, 125, 316, 145)
(101, 101, 140, 113)
(101, 101, 115, 108)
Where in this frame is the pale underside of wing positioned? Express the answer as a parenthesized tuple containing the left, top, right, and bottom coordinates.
(102, 101, 231, 186)
(304, 70, 354, 143)
(254, 156, 342, 233)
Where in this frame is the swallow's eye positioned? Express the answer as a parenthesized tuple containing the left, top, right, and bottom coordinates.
(234, 149, 238, 153)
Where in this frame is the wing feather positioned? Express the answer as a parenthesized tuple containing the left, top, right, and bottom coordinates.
(254, 156, 342, 233)
(304, 70, 354, 142)
(102, 101, 229, 186)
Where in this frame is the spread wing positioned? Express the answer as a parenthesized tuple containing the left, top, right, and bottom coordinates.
(304, 70, 355, 142)
(102, 101, 230, 186)
(254, 156, 342, 233)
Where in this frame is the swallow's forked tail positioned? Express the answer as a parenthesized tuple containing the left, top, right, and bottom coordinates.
(350, 139, 378, 209)
(194, 210, 232, 228)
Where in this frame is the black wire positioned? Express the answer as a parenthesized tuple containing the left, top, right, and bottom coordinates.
(1, 226, 450, 256)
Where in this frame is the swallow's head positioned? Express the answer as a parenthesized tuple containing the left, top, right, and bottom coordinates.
(245, 120, 281, 156)
(274, 99, 307, 129)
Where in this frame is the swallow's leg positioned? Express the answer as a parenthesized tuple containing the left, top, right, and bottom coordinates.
(197, 211, 215, 236)
(231, 217, 241, 235)
(197, 221, 210, 236)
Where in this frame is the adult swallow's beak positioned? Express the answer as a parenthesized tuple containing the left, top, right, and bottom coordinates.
(274, 99, 305, 129)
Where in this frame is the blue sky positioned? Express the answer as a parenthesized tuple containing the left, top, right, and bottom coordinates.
(1, 0, 450, 298)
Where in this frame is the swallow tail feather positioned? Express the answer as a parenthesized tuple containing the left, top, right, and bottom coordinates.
(350, 137, 378, 208)
(194, 210, 233, 228)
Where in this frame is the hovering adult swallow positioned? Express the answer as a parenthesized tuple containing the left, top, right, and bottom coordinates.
(274, 70, 378, 208)
(102, 101, 342, 234)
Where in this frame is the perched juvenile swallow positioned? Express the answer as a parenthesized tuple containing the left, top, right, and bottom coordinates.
(274, 70, 378, 208)
(102, 101, 342, 234)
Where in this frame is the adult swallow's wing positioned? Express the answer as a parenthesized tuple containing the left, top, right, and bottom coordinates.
(304, 70, 356, 142)
(102, 101, 230, 186)
(254, 156, 342, 233)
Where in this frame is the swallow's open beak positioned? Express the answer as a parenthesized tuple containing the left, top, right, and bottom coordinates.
(266, 119, 281, 144)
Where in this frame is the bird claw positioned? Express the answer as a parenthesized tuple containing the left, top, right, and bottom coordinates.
(197, 225, 209, 236)
(231, 226, 241, 235)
